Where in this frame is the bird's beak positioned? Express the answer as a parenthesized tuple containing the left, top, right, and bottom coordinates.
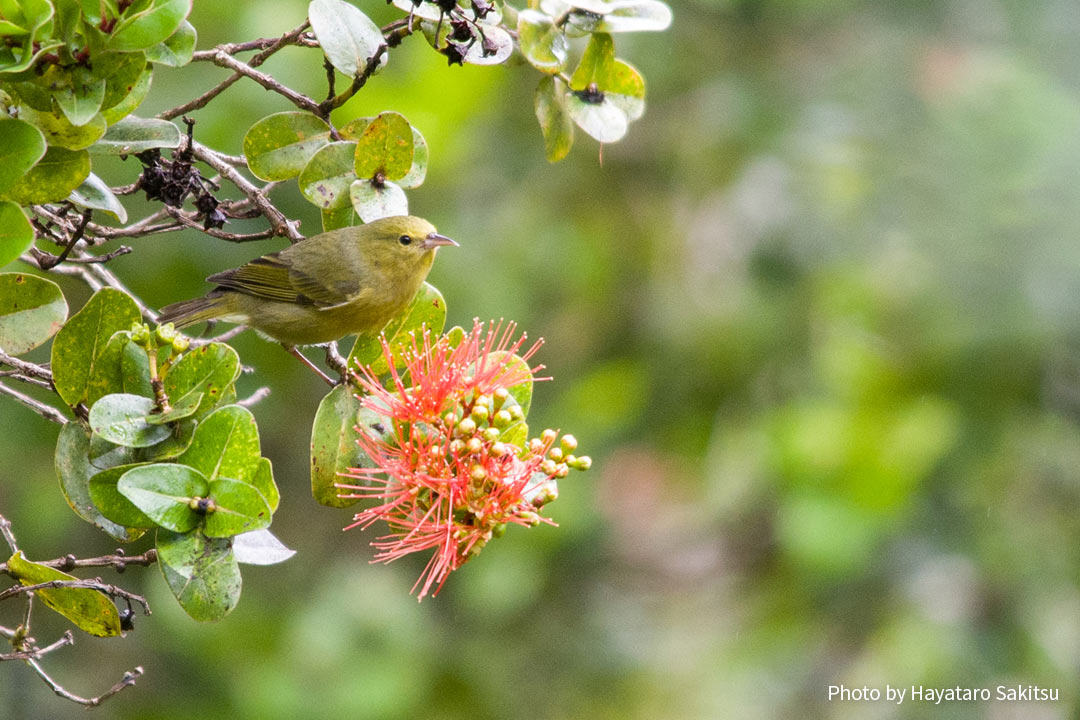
(422, 232, 458, 249)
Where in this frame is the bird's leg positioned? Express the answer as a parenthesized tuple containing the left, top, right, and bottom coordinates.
(283, 345, 336, 386)
(324, 341, 349, 381)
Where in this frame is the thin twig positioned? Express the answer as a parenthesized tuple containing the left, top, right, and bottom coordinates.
(0, 349, 53, 383)
(0, 579, 150, 613)
(319, 45, 388, 114)
(190, 141, 302, 242)
(0, 549, 158, 575)
(200, 50, 324, 114)
(0, 382, 68, 425)
(190, 325, 248, 346)
(26, 657, 143, 707)
(0, 515, 18, 554)
(0, 371, 52, 390)
(162, 206, 277, 242)
(0, 630, 73, 661)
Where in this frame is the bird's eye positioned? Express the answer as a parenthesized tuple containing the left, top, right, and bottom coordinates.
(399, 235, 412, 246)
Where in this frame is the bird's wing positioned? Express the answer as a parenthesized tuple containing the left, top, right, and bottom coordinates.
(206, 252, 353, 308)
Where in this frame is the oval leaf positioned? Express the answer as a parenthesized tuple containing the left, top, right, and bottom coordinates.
(535, 75, 574, 163)
(16, 104, 106, 150)
(349, 178, 407, 222)
(85, 330, 131, 406)
(109, 0, 191, 52)
(145, 19, 196, 66)
(6, 551, 121, 637)
(88, 462, 157, 528)
(0, 146, 90, 204)
(566, 92, 628, 143)
(0, 117, 46, 194)
(233, 529, 295, 565)
(309, 0, 387, 77)
(89, 392, 173, 447)
(162, 342, 241, 417)
(310, 383, 365, 508)
(53, 66, 107, 127)
(51, 288, 141, 405)
(69, 172, 128, 222)
(102, 63, 153, 125)
(91, 115, 181, 155)
(204, 477, 271, 538)
(243, 111, 331, 182)
(353, 111, 413, 181)
(397, 126, 428, 189)
(298, 141, 358, 210)
(156, 528, 241, 622)
(177, 404, 261, 483)
(118, 463, 207, 532)
(518, 10, 569, 74)
(251, 457, 279, 513)
(0, 272, 66, 354)
(55, 422, 145, 542)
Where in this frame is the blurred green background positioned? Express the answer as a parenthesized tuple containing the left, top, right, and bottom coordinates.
(5, 0, 1080, 717)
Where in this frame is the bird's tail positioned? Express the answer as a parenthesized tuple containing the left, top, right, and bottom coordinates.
(157, 292, 231, 328)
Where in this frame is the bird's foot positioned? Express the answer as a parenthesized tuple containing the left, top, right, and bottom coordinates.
(324, 342, 350, 383)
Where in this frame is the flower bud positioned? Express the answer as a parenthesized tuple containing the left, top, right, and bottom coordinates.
(519, 510, 540, 526)
(154, 323, 176, 346)
(541, 428, 558, 445)
(492, 522, 507, 538)
(529, 438, 544, 455)
(570, 455, 592, 471)
(449, 439, 465, 454)
(560, 434, 578, 453)
(509, 404, 525, 422)
(549, 447, 564, 462)
(489, 441, 508, 458)
(493, 409, 513, 428)
(443, 411, 458, 427)
(483, 427, 501, 443)
(456, 417, 477, 436)
(470, 465, 487, 482)
(171, 335, 190, 353)
(564, 454, 577, 466)
(470, 403, 489, 423)
(130, 322, 152, 346)
(555, 463, 569, 478)
(466, 437, 483, 454)
(493, 387, 510, 409)
(541, 459, 557, 476)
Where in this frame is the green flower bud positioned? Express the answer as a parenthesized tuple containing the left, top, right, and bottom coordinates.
(492, 522, 507, 538)
(449, 439, 465, 454)
(470, 403, 490, 423)
(130, 322, 152, 346)
(529, 438, 545, 455)
(493, 387, 510, 409)
(571, 455, 592, 471)
(483, 427, 501, 443)
(560, 434, 578, 453)
(171, 334, 190, 353)
(466, 437, 483, 454)
(541, 459, 557, 476)
(541, 428, 558, 444)
(457, 417, 477, 436)
(470, 465, 487, 482)
(564, 454, 577, 466)
(555, 463, 569, 478)
(154, 322, 177, 346)
(493, 409, 513, 428)
(490, 441, 508, 458)
(519, 510, 540, 526)
(443, 411, 458, 427)
(509, 404, 525, 422)
(549, 447, 564, 462)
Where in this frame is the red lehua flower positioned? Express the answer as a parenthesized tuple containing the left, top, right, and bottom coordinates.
(337, 320, 562, 600)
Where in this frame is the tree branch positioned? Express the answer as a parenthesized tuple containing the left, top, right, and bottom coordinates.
(25, 658, 143, 707)
(0, 382, 68, 425)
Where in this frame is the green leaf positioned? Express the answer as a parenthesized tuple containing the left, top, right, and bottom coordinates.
(5, 551, 121, 637)
(310, 383, 365, 508)
(118, 463, 207, 531)
(177, 404, 261, 483)
(69, 172, 128, 223)
(0, 117, 46, 194)
(309, 0, 386, 78)
(51, 288, 141, 405)
(88, 462, 156, 528)
(162, 342, 241, 417)
(55, 422, 145, 542)
(570, 32, 615, 91)
(321, 205, 360, 231)
(85, 330, 131, 406)
(488, 351, 534, 419)
(233, 529, 295, 565)
(566, 92, 628, 143)
(204, 477, 271, 538)
(0, 273, 66, 355)
(397, 126, 428, 190)
(156, 528, 241, 622)
(89, 393, 173, 447)
(349, 178, 407, 222)
(251, 457, 279, 513)
(101, 62, 152, 125)
(0, 0, 60, 74)
(91, 115, 181, 155)
(122, 340, 153, 397)
(518, 10, 568, 74)
(109, 0, 191, 52)
(0, 146, 90, 204)
(243, 112, 331, 182)
(145, 390, 202, 424)
(535, 76, 574, 163)
(602, 59, 645, 120)
(144, 19, 196, 66)
(98, 51, 148, 110)
(538, 0, 671, 34)
(353, 111, 413, 181)
(53, 66, 107, 127)
(16, 104, 106, 150)
(346, 281, 445, 374)
(298, 140, 358, 210)
(0, 204, 34, 269)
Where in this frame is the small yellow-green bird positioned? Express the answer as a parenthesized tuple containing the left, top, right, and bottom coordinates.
(158, 215, 456, 353)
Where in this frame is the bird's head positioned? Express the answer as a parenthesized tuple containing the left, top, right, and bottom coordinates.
(364, 215, 458, 268)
